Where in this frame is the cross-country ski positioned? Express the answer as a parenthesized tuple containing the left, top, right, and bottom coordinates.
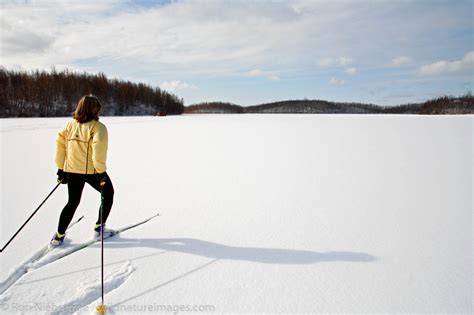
(34, 212, 160, 271)
(0, 213, 159, 297)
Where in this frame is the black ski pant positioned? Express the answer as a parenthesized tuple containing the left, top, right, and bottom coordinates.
(57, 172, 114, 234)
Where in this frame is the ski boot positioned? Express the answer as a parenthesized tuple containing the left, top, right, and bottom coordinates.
(49, 232, 65, 249)
(94, 224, 117, 240)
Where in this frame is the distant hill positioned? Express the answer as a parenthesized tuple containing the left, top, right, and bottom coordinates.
(185, 95, 473, 115)
(418, 96, 473, 114)
(1, 66, 471, 117)
(184, 102, 244, 114)
(244, 100, 392, 114)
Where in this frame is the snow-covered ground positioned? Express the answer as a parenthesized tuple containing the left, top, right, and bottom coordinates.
(0, 114, 472, 314)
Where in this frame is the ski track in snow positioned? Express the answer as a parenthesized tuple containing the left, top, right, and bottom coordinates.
(0, 245, 48, 296)
(0, 239, 88, 297)
(52, 261, 134, 315)
(0, 217, 85, 296)
(0, 257, 135, 314)
(0, 214, 158, 298)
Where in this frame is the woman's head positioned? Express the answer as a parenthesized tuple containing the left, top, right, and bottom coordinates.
(73, 95, 102, 123)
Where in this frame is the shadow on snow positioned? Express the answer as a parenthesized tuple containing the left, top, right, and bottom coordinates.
(104, 236, 376, 264)
(16, 236, 376, 309)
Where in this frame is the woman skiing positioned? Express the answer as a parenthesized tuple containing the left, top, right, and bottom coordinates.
(51, 95, 115, 247)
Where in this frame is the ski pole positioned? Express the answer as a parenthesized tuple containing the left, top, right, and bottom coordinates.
(96, 181, 107, 315)
(0, 182, 61, 253)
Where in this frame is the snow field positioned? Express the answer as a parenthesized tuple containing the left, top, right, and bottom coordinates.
(0, 114, 472, 313)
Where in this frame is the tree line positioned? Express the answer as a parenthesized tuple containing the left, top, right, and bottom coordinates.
(185, 95, 473, 115)
(0, 68, 184, 117)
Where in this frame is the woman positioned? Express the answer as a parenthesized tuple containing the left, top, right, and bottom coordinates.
(51, 95, 115, 247)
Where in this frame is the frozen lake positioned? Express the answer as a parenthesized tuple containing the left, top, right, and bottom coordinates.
(0, 114, 472, 313)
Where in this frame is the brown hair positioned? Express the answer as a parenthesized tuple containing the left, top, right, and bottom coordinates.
(73, 95, 102, 123)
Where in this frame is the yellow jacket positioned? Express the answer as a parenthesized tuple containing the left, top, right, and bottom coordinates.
(55, 119, 108, 174)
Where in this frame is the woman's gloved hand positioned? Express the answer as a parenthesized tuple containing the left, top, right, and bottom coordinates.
(97, 173, 107, 187)
(57, 169, 67, 184)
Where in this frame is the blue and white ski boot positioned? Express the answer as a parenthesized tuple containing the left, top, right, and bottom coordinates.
(94, 224, 116, 240)
(49, 232, 65, 249)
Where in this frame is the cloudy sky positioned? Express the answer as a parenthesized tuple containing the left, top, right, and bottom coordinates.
(1, 0, 473, 106)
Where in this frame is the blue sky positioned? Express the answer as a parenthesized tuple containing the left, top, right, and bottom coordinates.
(1, 0, 473, 106)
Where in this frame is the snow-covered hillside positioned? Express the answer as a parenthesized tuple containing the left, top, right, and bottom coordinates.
(0, 114, 472, 314)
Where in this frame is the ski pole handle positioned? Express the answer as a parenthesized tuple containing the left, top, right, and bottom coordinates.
(0, 182, 61, 253)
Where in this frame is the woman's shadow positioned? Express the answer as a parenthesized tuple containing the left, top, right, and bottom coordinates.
(105, 236, 375, 308)
(104, 236, 376, 264)
(17, 236, 375, 309)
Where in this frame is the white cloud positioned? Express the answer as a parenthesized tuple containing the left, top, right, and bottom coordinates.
(245, 69, 280, 81)
(0, 19, 54, 54)
(317, 57, 353, 67)
(0, 0, 472, 91)
(0, 1, 393, 74)
(247, 69, 264, 77)
(267, 75, 280, 81)
(160, 80, 197, 92)
(345, 67, 357, 75)
(391, 56, 413, 66)
(329, 77, 345, 85)
(417, 51, 474, 77)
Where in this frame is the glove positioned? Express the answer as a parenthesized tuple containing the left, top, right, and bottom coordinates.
(57, 169, 67, 184)
(97, 173, 107, 187)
